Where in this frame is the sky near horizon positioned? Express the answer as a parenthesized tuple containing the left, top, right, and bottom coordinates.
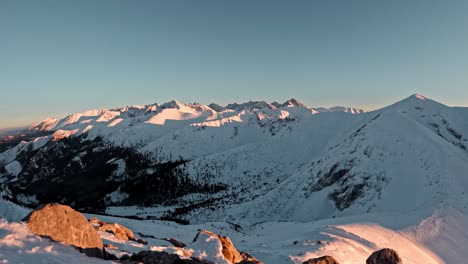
(1, 0, 468, 128)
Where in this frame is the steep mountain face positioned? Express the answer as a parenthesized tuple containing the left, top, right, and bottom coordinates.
(1, 95, 468, 224)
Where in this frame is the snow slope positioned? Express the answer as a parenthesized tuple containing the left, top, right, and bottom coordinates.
(0, 219, 110, 264)
(1, 199, 467, 263)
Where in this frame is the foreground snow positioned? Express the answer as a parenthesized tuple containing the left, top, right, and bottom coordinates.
(1, 198, 467, 264)
(0, 220, 109, 264)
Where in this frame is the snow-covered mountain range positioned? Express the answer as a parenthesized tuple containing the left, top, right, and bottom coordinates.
(1, 94, 468, 263)
(1, 95, 468, 224)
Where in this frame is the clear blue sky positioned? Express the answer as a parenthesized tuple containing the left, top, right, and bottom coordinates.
(1, 0, 468, 128)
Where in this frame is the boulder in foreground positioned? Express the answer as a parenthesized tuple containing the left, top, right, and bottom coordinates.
(366, 248, 403, 264)
(303, 255, 340, 264)
(24, 203, 103, 258)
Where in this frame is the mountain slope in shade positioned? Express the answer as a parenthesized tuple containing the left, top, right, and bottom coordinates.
(1, 95, 468, 225)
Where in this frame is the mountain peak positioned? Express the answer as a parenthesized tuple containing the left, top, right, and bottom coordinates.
(208, 103, 226, 112)
(399, 93, 436, 104)
(282, 98, 306, 108)
(383, 94, 448, 114)
(412, 94, 427, 100)
(30, 117, 60, 131)
(225, 101, 275, 111)
(396, 94, 434, 104)
(160, 100, 184, 109)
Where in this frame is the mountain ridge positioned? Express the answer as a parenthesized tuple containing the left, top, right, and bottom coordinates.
(1, 94, 468, 225)
(27, 98, 365, 132)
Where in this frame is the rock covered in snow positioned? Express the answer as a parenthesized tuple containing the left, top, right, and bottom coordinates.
(366, 248, 402, 264)
(303, 255, 340, 264)
(98, 223, 136, 241)
(192, 230, 263, 264)
(24, 203, 104, 258)
(90, 217, 137, 241)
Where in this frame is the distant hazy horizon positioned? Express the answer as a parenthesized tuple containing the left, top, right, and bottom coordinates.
(2, 1, 468, 128)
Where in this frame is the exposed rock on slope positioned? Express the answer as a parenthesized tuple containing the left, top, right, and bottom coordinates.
(192, 230, 263, 264)
(366, 248, 403, 264)
(90, 217, 137, 241)
(303, 255, 340, 264)
(163, 237, 187, 248)
(122, 250, 214, 264)
(24, 203, 103, 258)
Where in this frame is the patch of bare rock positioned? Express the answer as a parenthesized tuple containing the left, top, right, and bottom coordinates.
(366, 248, 403, 264)
(89, 216, 147, 244)
(121, 250, 214, 264)
(302, 255, 340, 264)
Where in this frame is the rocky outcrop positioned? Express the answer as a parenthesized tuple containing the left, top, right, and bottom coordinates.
(89, 217, 106, 226)
(24, 203, 103, 258)
(193, 230, 263, 264)
(121, 250, 214, 264)
(138, 231, 186, 248)
(99, 223, 136, 241)
(237, 260, 263, 264)
(366, 248, 403, 264)
(104, 243, 119, 250)
(163, 237, 187, 248)
(89, 217, 137, 241)
(303, 255, 340, 264)
(237, 252, 263, 264)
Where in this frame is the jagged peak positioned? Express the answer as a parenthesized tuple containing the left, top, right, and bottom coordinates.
(220, 98, 308, 111)
(160, 100, 185, 109)
(208, 103, 226, 112)
(282, 98, 306, 108)
(110, 105, 146, 112)
(225, 101, 275, 111)
(271, 101, 282, 108)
